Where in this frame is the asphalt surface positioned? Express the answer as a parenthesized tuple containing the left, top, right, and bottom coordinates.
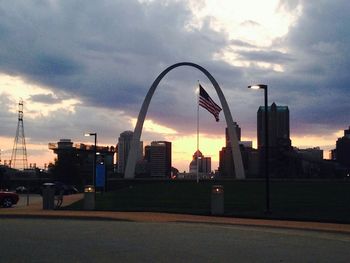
(1, 193, 350, 262)
(1, 218, 350, 263)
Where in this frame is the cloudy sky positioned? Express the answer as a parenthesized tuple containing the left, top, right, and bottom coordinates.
(0, 0, 349, 172)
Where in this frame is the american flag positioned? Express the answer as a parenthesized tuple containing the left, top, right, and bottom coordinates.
(199, 84, 222, 122)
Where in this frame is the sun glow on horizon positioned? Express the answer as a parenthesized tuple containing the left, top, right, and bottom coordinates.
(291, 130, 343, 159)
(188, 0, 302, 70)
(131, 118, 178, 135)
(189, 0, 302, 45)
(164, 133, 225, 172)
(0, 73, 81, 119)
(0, 136, 55, 167)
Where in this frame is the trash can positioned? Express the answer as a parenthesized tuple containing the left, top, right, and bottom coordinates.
(42, 183, 55, 210)
(211, 185, 224, 215)
(84, 185, 95, 210)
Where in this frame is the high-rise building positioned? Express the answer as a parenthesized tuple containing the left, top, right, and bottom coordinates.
(335, 126, 350, 168)
(145, 141, 171, 177)
(189, 150, 211, 174)
(220, 124, 239, 177)
(295, 147, 323, 161)
(225, 123, 241, 147)
(257, 102, 293, 177)
(117, 131, 143, 174)
(257, 102, 291, 150)
(345, 128, 350, 137)
(219, 124, 258, 177)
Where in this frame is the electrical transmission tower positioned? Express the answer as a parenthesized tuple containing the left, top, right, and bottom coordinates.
(10, 99, 28, 170)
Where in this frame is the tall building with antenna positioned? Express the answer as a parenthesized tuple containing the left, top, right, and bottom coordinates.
(10, 99, 28, 170)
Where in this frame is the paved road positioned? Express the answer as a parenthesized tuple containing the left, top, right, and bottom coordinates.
(1, 218, 349, 263)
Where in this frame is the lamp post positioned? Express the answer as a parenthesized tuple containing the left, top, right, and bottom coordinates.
(84, 133, 97, 187)
(248, 84, 270, 213)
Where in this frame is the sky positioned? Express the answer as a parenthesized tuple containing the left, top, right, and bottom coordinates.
(0, 0, 349, 172)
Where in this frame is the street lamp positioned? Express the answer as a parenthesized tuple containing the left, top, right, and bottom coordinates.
(248, 84, 270, 213)
(84, 133, 97, 187)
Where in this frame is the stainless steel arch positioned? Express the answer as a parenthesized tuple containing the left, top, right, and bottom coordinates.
(124, 62, 245, 179)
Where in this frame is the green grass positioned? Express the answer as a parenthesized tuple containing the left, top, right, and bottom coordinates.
(269, 181, 350, 222)
(67, 180, 350, 223)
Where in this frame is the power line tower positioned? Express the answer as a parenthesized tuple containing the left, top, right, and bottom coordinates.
(10, 99, 28, 170)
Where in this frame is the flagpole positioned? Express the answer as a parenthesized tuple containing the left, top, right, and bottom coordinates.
(197, 82, 200, 183)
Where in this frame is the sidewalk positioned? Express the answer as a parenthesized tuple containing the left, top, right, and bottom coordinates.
(1, 193, 350, 234)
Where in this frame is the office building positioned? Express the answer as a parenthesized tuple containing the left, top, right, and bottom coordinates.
(257, 102, 292, 177)
(219, 124, 258, 177)
(189, 150, 211, 174)
(145, 141, 171, 177)
(335, 126, 350, 168)
(225, 123, 241, 146)
(257, 102, 291, 150)
(294, 147, 324, 178)
(117, 131, 143, 174)
(295, 147, 323, 162)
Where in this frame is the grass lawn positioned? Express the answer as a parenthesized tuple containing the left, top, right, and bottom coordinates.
(67, 180, 350, 223)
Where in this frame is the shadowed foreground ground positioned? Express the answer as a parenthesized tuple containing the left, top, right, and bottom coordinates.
(1, 218, 350, 263)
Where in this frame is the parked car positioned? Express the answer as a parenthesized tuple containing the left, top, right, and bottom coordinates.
(0, 190, 19, 208)
(15, 186, 28, 193)
(64, 185, 79, 195)
(41, 182, 79, 196)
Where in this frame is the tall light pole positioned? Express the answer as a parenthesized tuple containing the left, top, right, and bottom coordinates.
(84, 133, 97, 187)
(248, 84, 270, 213)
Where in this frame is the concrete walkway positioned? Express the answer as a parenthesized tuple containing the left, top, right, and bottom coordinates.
(1, 193, 350, 234)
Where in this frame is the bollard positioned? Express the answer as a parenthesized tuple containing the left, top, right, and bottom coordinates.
(84, 185, 95, 210)
(42, 183, 55, 210)
(211, 185, 224, 215)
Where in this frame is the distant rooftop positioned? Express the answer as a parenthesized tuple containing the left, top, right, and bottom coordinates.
(120, 130, 133, 136)
(49, 141, 115, 152)
(258, 102, 288, 111)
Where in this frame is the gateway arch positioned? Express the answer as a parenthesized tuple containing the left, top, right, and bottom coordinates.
(125, 62, 245, 179)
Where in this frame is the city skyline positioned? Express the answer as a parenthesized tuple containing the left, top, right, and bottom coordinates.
(0, 0, 349, 172)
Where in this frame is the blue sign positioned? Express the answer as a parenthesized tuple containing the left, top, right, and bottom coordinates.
(96, 164, 106, 188)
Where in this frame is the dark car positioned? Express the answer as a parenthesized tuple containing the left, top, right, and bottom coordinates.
(41, 182, 79, 196)
(53, 182, 79, 195)
(15, 186, 28, 193)
(64, 185, 79, 195)
(0, 190, 19, 208)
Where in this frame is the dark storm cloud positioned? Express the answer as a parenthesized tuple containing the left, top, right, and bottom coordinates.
(237, 50, 293, 64)
(271, 0, 350, 133)
(32, 53, 83, 76)
(0, 0, 227, 114)
(29, 94, 61, 104)
(230, 39, 257, 48)
(215, 0, 350, 139)
(0, 94, 17, 137)
(0, 0, 349, 146)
